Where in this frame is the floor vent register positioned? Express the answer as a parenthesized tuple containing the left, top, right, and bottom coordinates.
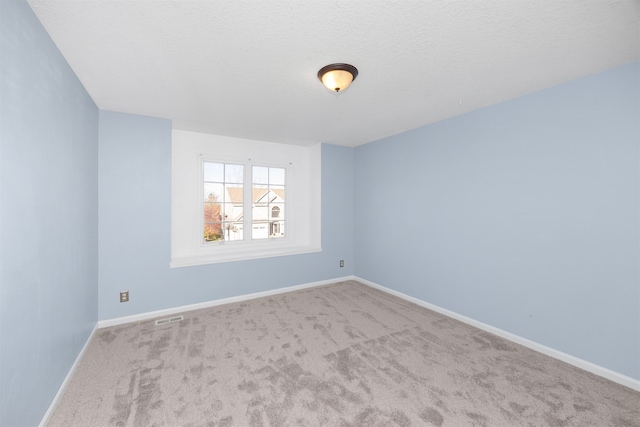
(155, 315, 184, 326)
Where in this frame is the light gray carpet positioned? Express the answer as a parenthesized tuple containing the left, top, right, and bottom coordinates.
(49, 280, 640, 426)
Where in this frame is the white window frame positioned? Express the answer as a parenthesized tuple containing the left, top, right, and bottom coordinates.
(171, 129, 321, 267)
(200, 160, 288, 243)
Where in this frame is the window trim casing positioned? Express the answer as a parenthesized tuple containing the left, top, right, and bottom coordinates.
(171, 130, 321, 268)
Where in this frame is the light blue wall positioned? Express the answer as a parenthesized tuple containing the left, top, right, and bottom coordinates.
(1, 2, 636, 423)
(98, 111, 354, 320)
(0, 1, 99, 426)
(354, 62, 640, 380)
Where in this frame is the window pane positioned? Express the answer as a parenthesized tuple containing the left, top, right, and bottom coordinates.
(225, 184, 243, 205)
(204, 202, 222, 222)
(232, 203, 243, 223)
(204, 162, 223, 182)
(269, 203, 284, 219)
(225, 164, 244, 184)
(270, 220, 285, 238)
(252, 184, 269, 206)
(204, 222, 223, 242)
(252, 198, 268, 224)
(204, 183, 224, 203)
(220, 202, 237, 222)
(252, 166, 269, 184)
(252, 221, 269, 239)
(270, 185, 285, 201)
(232, 220, 244, 240)
(269, 167, 285, 185)
(221, 220, 242, 241)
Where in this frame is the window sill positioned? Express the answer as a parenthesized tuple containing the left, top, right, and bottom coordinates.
(170, 245, 322, 268)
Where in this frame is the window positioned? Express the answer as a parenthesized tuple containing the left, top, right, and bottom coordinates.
(251, 166, 285, 240)
(203, 162, 244, 242)
(171, 129, 321, 267)
(202, 163, 286, 243)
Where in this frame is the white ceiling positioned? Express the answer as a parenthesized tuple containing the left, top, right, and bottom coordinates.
(27, 0, 639, 147)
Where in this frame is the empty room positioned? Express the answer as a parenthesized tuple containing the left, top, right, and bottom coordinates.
(1, 1, 639, 426)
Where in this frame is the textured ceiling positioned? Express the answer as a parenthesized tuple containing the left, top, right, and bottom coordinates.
(27, 0, 639, 147)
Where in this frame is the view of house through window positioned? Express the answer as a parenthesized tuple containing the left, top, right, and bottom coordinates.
(252, 166, 285, 240)
(203, 162, 285, 243)
(203, 162, 244, 242)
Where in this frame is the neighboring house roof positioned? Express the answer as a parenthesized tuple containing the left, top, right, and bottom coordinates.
(226, 187, 284, 204)
(271, 188, 285, 200)
(226, 187, 243, 204)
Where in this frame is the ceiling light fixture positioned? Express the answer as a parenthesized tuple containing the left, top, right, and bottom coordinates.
(318, 63, 358, 93)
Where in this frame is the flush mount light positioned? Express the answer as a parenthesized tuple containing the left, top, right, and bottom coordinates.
(318, 63, 358, 93)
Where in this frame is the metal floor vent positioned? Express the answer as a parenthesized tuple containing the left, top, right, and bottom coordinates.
(155, 315, 184, 326)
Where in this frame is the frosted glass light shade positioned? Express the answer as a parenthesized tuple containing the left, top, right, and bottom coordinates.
(321, 70, 353, 92)
(318, 64, 358, 92)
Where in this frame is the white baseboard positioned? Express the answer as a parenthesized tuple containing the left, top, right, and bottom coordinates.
(39, 324, 98, 427)
(354, 276, 640, 393)
(91, 274, 640, 393)
(97, 276, 354, 328)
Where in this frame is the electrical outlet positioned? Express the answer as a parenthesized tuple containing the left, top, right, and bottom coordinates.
(340, 260, 344, 268)
(120, 291, 129, 303)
